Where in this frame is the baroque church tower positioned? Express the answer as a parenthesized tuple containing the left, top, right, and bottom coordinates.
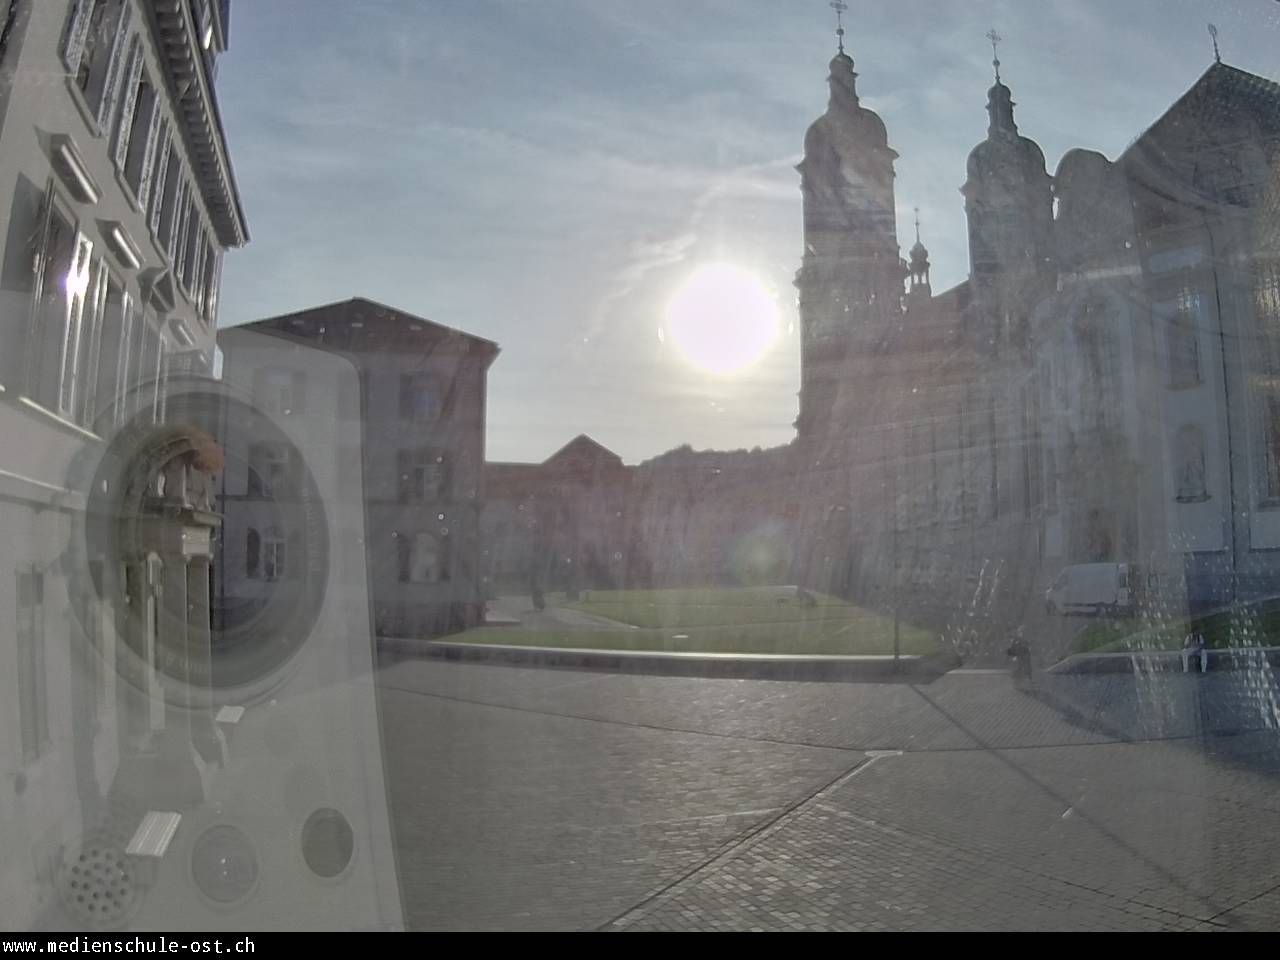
(961, 35, 1054, 349)
(795, 20, 902, 441)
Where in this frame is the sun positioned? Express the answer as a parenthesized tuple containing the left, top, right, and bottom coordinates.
(663, 262, 780, 376)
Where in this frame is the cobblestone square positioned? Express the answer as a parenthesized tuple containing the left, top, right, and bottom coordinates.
(377, 660, 1280, 930)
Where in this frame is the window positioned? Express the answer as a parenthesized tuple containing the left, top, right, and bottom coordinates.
(28, 192, 93, 416)
(155, 339, 169, 424)
(263, 529, 286, 582)
(152, 143, 179, 244)
(135, 317, 158, 400)
(398, 449, 448, 503)
(161, 177, 187, 264)
(94, 276, 133, 426)
(254, 367, 305, 416)
(72, 259, 108, 426)
(117, 55, 160, 203)
(1258, 260, 1280, 375)
(191, 231, 207, 315)
(136, 322, 163, 423)
(247, 443, 292, 499)
(15, 570, 48, 764)
(1256, 261, 1280, 500)
(178, 203, 205, 297)
(190, 231, 204, 303)
(400, 372, 441, 421)
(245, 528, 260, 578)
(202, 247, 221, 324)
(138, 118, 168, 217)
(1266, 397, 1280, 501)
(1175, 425, 1208, 502)
(0, 177, 46, 389)
(55, 238, 97, 419)
(1168, 288, 1202, 388)
(62, 0, 127, 118)
(397, 532, 449, 583)
(177, 194, 194, 285)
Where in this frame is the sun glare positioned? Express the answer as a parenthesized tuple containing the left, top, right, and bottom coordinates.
(663, 263, 780, 376)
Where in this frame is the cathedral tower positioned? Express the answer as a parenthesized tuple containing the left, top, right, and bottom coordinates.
(961, 32, 1054, 347)
(795, 20, 902, 440)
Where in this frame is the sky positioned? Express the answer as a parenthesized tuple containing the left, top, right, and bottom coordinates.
(214, 0, 1280, 464)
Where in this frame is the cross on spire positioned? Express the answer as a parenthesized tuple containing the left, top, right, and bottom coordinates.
(830, 0, 848, 55)
(1208, 23, 1221, 63)
(914, 207, 921, 244)
(986, 28, 1003, 82)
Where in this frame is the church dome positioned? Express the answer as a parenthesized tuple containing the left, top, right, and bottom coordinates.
(804, 51, 891, 155)
(965, 81, 1048, 186)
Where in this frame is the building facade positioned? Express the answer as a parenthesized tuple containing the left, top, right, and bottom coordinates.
(484, 434, 633, 596)
(217, 298, 498, 642)
(789, 42, 1280, 637)
(0, 0, 246, 929)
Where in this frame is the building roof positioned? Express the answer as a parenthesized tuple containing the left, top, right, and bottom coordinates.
(544, 434, 623, 468)
(149, 0, 248, 247)
(1123, 61, 1280, 158)
(1120, 60, 1280, 214)
(487, 435, 627, 477)
(225, 297, 500, 361)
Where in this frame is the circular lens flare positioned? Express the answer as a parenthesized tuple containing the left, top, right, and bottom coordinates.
(664, 263, 780, 376)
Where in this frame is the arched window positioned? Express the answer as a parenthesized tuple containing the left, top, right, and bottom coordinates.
(245, 528, 260, 578)
(1175, 425, 1208, 502)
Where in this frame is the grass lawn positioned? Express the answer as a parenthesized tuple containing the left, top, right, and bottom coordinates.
(1076, 602, 1280, 654)
(443, 587, 941, 656)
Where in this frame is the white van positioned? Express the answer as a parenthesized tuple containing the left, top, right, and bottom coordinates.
(1045, 563, 1134, 617)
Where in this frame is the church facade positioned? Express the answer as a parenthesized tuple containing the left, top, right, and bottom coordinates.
(785, 36, 1280, 636)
